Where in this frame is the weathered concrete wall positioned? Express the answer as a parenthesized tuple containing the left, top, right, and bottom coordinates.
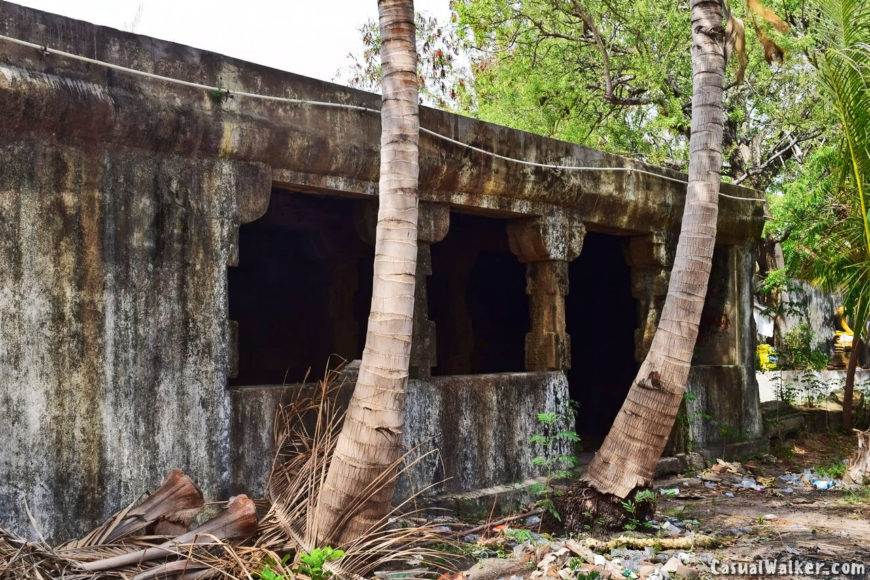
(757, 369, 870, 403)
(231, 371, 572, 501)
(686, 244, 765, 458)
(0, 1, 764, 242)
(0, 136, 269, 540)
(0, 1, 767, 542)
(780, 281, 840, 356)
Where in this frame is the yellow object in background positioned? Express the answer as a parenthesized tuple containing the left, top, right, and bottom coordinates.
(835, 306, 854, 335)
(757, 343, 777, 371)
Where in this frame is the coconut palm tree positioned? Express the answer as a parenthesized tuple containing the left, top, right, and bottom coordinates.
(312, 0, 420, 545)
(763, 0, 868, 430)
(581, 0, 730, 501)
(817, 0, 870, 430)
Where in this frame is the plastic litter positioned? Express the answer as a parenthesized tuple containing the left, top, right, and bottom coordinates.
(660, 521, 683, 537)
(738, 478, 765, 491)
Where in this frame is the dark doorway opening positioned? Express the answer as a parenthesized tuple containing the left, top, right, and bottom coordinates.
(228, 191, 373, 386)
(567, 233, 638, 450)
(429, 213, 528, 375)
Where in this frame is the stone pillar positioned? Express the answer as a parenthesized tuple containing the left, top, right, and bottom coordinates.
(354, 201, 449, 378)
(410, 202, 450, 377)
(625, 232, 674, 362)
(507, 211, 585, 371)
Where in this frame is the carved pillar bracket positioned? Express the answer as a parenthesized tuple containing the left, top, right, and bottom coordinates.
(410, 202, 450, 378)
(507, 211, 585, 372)
(625, 232, 675, 361)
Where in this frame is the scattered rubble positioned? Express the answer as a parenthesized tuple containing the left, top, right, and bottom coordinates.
(442, 431, 868, 579)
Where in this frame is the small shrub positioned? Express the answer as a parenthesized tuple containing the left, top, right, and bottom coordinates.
(778, 324, 829, 371)
(529, 407, 580, 521)
(298, 547, 345, 580)
(503, 528, 534, 543)
(620, 490, 656, 531)
(257, 555, 292, 580)
(816, 461, 846, 479)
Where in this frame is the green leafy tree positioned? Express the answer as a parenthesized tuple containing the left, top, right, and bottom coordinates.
(336, 10, 470, 108)
(342, 1, 832, 193)
(452, 0, 823, 190)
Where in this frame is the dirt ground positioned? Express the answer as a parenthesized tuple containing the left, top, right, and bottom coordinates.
(434, 432, 869, 579)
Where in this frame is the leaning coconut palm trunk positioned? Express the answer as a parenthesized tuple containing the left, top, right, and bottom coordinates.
(584, 0, 727, 498)
(312, 0, 419, 545)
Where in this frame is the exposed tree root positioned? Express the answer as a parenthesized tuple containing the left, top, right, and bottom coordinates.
(845, 428, 870, 486)
(550, 482, 656, 533)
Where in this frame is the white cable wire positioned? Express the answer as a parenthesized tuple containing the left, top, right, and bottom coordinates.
(0, 33, 765, 204)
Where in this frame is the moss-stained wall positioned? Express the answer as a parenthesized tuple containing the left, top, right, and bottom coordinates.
(0, 0, 767, 542)
(0, 137, 268, 540)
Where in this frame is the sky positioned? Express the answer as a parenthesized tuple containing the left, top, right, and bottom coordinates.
(12, 0, 452, 83)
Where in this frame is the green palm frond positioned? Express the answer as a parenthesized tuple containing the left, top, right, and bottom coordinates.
(812, 0, 870, 336)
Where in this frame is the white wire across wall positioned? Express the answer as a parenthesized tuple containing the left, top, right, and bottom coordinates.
(0, 33, 765, 204)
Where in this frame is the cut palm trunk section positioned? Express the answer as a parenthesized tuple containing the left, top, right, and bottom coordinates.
(79, 494, 257, 572)
(845, 428, 870, 486)
(62, 468, 204, 549)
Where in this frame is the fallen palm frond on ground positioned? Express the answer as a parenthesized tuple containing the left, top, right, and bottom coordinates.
(581, 534, 721, 551)
(0, 364, 456, 579)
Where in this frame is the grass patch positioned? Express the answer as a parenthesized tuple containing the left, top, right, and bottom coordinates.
(815, 461, 847, 479)
(837, 486, 870, 507)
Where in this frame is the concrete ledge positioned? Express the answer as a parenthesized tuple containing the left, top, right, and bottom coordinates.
(230, 370, 573, 500)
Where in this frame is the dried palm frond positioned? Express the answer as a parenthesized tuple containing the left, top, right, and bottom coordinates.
(746, 0, 790, 33)
(0, 528, 79, 578)
(744, 0, 789, 64)
(756, 26, 786, 63)
(726, 14, 748, 83)
(255, 365, 459, 577)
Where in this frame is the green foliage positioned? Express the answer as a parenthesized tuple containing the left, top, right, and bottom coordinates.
(620, 489, 656, 531)
(207, 87, 231, 106)
(452, 0, 824, 189)
(503, 527, 535, 543)
(529, 406, 580, 521)
(335, 12, 470, 108)
(816, 460, 847, 479)
(777, 323, 830, 370)
(343, 0, 829, 193)
(767, 0, 870, 340)
(297, 547, 345, 580)
(634, 489, 657, 504)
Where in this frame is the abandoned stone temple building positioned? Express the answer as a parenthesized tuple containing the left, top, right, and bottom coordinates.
(0, 2, 767, 541)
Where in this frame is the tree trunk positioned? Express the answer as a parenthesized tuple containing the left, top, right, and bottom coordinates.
(583, 0, 727, 499)
(843, 337, 862, 431)
(312, 0, 419, 546)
